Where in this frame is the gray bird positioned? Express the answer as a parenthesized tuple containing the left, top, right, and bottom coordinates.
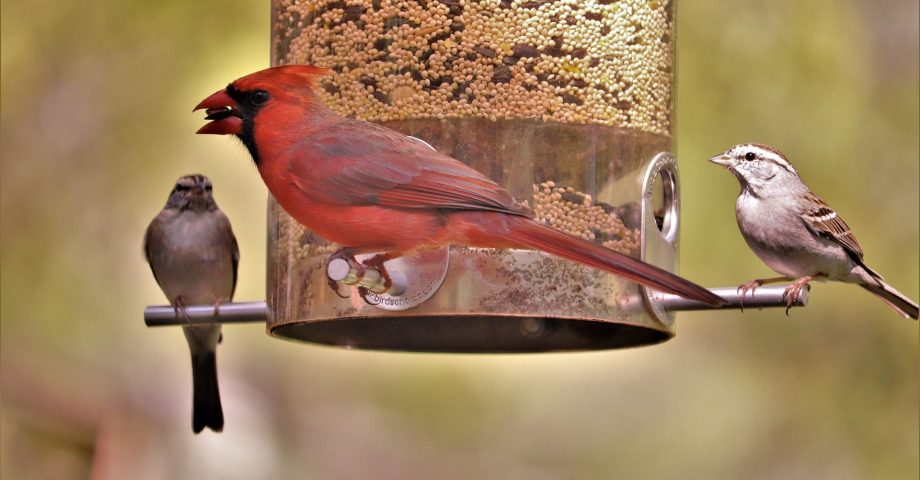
(144, 174, 239, 432)
(710, 144, 918, 319)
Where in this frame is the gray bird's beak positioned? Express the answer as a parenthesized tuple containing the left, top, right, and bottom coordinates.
(709, 153, 732, 167)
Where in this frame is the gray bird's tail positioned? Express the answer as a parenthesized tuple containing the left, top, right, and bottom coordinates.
(861, 281, 919, 320)
(191, 351, 224, 433)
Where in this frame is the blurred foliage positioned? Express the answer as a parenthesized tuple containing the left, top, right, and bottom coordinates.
(1, 0, 917, 479)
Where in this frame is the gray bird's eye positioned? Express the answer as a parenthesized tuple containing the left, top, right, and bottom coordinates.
(744, 152, 756, 161)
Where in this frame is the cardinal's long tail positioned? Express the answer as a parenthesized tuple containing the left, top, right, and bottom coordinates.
(501, 217, 726, 307)
(861, 281, 919, 320)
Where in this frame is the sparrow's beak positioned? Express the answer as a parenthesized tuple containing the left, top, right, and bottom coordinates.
(709, 153, 732, 167)
(194, 89, 242, 135)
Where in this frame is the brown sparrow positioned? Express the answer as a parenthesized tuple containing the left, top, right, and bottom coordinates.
(710, 144, 918, 319)
(144, 174, 239, 432)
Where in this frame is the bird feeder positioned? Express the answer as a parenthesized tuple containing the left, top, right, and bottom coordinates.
(263, 0, 792, 352)
(145, 0, 807, 349)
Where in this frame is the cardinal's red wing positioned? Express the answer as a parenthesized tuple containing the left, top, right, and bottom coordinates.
(288, 119, 531, 217)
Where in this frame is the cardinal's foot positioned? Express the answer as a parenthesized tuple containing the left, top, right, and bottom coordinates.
(325, 249, 363, 299)
(325, 250, 400, 301)
(359, 253, 397, 294)
(356, 286, 380, 305)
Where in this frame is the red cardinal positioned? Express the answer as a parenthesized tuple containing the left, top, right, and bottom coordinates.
(195, 65, 725, 306)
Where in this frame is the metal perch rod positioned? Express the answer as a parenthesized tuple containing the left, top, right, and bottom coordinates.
(144, 301, 269, 326)
(143, 286, 806, 326)
(657, 285, 808, 312)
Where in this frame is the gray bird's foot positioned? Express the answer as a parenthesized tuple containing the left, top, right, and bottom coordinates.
(173, 297, 191, 322)
(211, 297, 227, 317)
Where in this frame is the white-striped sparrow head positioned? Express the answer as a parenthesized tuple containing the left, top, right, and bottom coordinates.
(710, 144, 918, 320)
(144, 174, 239, 432)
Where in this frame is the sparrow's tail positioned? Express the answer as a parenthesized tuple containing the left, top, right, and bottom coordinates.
(861, 281, 919, 320)
(190, 350, 224, 433)
(502, 217, 726, 307)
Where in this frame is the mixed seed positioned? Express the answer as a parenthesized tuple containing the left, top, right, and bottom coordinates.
(532, 181, 640, 255)
(273, 0, 674, 135)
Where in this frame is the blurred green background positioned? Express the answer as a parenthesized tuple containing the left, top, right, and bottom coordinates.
(1, 0, 917, 479)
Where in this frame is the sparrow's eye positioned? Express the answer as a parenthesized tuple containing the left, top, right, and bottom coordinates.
(250, 90, 270, 106)
(175, 184, 190, 192)
(205, 184, 213, 191)
(744, 152, 756, 161)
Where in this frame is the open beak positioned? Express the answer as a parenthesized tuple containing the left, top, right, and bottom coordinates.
(709, 153, 732, 167)
(194, 89, 243, 135)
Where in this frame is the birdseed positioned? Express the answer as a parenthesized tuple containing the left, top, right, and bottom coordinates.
(273, 0, 674, 135)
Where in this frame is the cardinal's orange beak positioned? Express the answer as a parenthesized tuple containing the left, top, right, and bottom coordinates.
(194, 89, 243, 135)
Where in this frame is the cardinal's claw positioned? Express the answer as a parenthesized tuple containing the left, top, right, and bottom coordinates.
(326, 248, 365, 298)
(326, 250, 399, 300)
(328, 278, 350, 299)
(356, 286, 380, 305)
(326, 269, 351, 298)
(360, 253, 396, 293)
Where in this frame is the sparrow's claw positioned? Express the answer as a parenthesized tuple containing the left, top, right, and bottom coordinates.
(736, 276, 792, 312)
(736, 279, 765, 313)
(783, 289, 795, 316)
(782, 276, 813, 316)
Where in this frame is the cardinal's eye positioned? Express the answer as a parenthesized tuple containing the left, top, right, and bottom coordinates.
(251, 90, 270, 106)
(744, 152, 756, 161)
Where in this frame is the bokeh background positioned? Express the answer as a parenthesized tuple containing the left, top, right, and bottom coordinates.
(1, 0, 917, 479)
